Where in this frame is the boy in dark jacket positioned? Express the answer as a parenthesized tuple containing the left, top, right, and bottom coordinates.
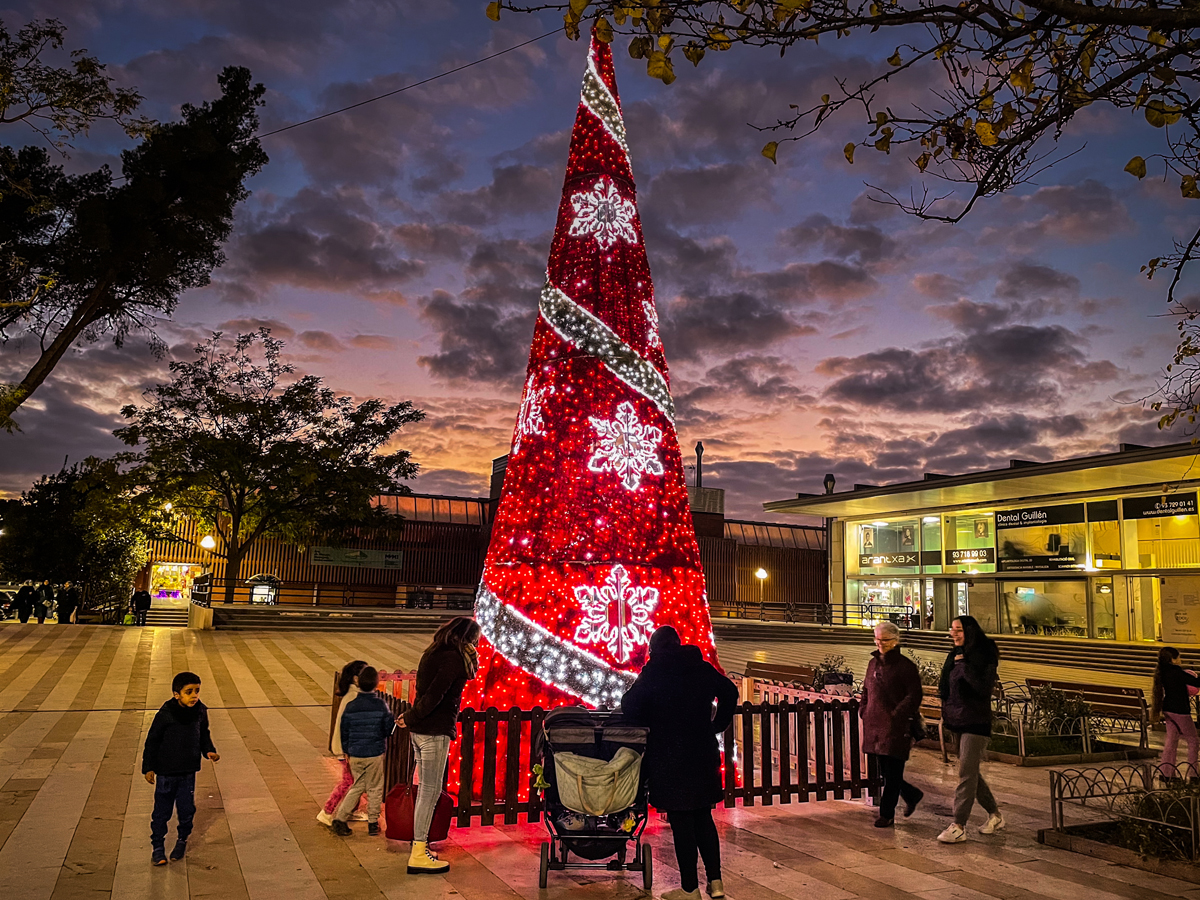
(142, 671, 219, 866)
(331, 666, 395, 836)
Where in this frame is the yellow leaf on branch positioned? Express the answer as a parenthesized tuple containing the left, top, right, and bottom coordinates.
(762, 141, 778, 164)
(1146, 99, 1182, 127)
(485, 2, 501, 21)
(844, 142, 856, 164)
(1124, 156, 1147, 179)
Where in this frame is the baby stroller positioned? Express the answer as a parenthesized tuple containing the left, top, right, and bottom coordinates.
(534, 706, 652, 890)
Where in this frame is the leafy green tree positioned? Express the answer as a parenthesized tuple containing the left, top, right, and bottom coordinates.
(0, 17, 149, 328)
(0, 461, 149, 607)
(0, 64, 268, 429)
(494, 1, 1200, 426)
(115, 330, 425, 605)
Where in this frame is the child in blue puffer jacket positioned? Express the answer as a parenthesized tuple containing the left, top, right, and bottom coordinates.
(330, 666, 396, 836)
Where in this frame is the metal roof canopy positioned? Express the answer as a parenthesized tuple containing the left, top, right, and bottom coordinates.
(764, 441, 1200, 519)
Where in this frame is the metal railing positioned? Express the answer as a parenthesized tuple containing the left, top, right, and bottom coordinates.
(1049, 763, 1200, 861)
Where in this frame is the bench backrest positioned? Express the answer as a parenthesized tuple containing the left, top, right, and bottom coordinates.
(743, 661, 817, 687)
(1025, 678, 1147, 714)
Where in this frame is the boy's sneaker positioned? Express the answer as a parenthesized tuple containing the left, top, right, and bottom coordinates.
(316, 810, 334, 826)
(979, 813, 1006, 834)
(169, 840, 187, 861)
(367, 822, 380, 836)
(151, 846, 168, 866)
(331, 820, 352, 836)
(350, 810, 369, 821)
(937, 823, 967, 843)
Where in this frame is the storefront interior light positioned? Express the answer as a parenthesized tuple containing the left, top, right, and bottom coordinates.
(871, 520, 889, 527)
(922, 516, 939, 523)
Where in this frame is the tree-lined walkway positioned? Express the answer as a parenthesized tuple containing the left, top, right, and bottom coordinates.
(0, 624, 1193, 900)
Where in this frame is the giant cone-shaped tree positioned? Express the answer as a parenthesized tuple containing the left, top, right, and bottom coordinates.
(465, 28, 721, 716)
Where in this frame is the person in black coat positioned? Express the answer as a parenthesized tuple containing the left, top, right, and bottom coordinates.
(621, 626, 738, 900)
(936, 615, 1003, 843)
(1152, 646, 1200, 779)
(15, 583, 36, 623)
(56, 582, 80, 624)
(860, 622, 924, 827)
(142, 671, 219, 865)
(132, 588, 153, 626)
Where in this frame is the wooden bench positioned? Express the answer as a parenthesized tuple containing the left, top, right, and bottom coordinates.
(1024, 678, 1149, 749)
(741, 661, 817, 704)
(919, 685, 949, 762)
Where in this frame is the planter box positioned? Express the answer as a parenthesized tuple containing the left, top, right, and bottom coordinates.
(1039, 824, 1200, 882)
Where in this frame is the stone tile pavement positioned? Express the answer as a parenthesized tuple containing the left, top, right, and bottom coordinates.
(0, 622, 1194, 900)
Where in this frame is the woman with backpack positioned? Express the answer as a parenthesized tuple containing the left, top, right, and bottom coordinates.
(396, 616, 481, 875)
(317, 660, 370, 826)
(937, 615, 1004, 844)
(1152, 646, 1200, 780)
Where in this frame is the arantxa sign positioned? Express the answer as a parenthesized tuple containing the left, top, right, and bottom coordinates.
(860, 553, 918, 567)
(1122, 492, 1198, 519)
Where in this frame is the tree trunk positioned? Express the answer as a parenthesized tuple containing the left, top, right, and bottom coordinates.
(0, 278, 113, 425)
(223, 546, 242, 604)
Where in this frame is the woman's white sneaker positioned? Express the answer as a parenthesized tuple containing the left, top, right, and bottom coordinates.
(937, 823, 967, 843)
(979, 813, 1005, 834)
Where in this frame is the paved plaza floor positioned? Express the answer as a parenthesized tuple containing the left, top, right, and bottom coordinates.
(0, 623, 1195, 900)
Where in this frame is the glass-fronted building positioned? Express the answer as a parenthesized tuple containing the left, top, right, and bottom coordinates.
(765, 442, 1200, 644)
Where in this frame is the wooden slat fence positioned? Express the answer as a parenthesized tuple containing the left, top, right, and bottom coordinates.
(340, 672, 880, 829)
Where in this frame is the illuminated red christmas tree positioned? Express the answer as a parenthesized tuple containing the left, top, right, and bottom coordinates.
(465, 29, 721, 715)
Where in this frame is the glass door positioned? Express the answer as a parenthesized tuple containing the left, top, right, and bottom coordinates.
(952, 581, 1000, 634)
(1127, 576, 1160, 642)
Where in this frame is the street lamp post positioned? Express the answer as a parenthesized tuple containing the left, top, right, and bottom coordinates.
(755, 567, 768, 621)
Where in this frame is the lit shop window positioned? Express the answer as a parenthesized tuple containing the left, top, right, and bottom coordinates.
(1121, 492, 1200, 569)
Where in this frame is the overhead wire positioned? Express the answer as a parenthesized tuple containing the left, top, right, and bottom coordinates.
(254, 27, 563, 141)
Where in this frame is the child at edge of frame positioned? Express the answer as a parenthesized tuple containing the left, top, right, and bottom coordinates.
(142, 671, 220, 866)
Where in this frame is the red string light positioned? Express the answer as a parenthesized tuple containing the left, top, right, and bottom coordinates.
(461, 29, 722, 730)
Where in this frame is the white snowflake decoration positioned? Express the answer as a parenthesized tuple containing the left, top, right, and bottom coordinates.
(642, 297, 661, 349)
(573, 564, 658, 663)
(587, 400, 664, 491)
(513, 376, 550, 454)
(568, 177, 638, 250)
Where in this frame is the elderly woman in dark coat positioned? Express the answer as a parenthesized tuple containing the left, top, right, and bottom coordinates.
(860, 621, 925, 827)
(621, 626, 739, 900)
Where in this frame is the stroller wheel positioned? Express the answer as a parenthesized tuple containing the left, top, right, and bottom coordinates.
(641, 844, 653, 891)
(539, 841, 550, 889)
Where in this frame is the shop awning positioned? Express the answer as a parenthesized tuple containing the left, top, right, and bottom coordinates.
(764, 442, 1200, 519)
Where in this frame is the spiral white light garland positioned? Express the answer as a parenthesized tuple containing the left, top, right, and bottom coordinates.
(582, 50, 630, 165)
(539, 282, 675, 424)
(476, 581, 636, 708)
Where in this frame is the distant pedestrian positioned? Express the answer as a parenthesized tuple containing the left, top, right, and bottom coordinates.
(395, 616, 481, 874)
(316, 659, 369, 826)
(56, 582, 80, 624)
(131, 588, 152, 627)
(621, 626, 739, 900)
(36, 581, 54, 624)
(937, 615, 1004, 843)
(1152, 646, 1200, 780)
(329, 666, 394, 838)
(15, 583, 36, 623)
(142, 671, 219, 866)
(860, 622, 925, 827)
